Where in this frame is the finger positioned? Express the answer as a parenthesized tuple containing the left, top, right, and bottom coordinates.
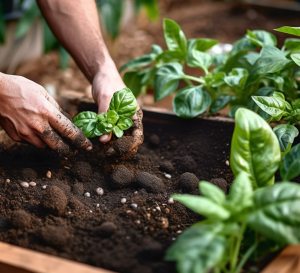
(40, 127, 74, 157)
(39, 87, 63, 112)
(0, 119, 26, 143)
(26, 135, 46, 149)
(99, 132, 112, 143)
(47, 106, 92, 151)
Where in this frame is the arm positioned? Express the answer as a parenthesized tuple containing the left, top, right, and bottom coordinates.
(37, 0, 143, 157)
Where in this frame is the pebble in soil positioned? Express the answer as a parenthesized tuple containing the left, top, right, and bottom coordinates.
(10, 210, 31, 229)
(21, 168, 37, 181)
(72, 182, 84, 196)
(210, 178, 228, 193)
(98, 222, 117, 237)
(71, 161, 93, 182)
(148, 134, 160, 147)
(42, 186, 68, 216)
(176, 155, 197, 172)
(110, 165, 134, 189)
(40, 225, 70, 249)
(136, 172, 165, 193)
(159, 160, 174, 173)
(179, 172, 199, 192)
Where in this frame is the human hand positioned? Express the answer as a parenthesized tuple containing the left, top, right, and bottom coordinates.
(0, 73, 92, 156)
(91, 64, 144, 158)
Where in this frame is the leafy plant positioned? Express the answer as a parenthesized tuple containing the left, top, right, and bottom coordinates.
(120, 19, 300, 121)
(166, 108, 300, 273)
(73, 88, 137, 138)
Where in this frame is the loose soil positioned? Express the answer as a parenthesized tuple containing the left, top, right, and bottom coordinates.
(0, 111, 235, 273)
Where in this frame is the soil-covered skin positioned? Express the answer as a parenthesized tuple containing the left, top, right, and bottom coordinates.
(0, 112, 236, 273)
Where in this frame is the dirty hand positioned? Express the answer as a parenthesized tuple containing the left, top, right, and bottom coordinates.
(92, 68, 144, 158)
(0, 73, 92, 156)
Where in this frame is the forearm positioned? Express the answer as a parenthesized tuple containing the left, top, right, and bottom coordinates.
(37, 0, 114, 83)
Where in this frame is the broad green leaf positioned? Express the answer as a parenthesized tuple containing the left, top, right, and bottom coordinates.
(246, 30, 277, 47)
(228, 105, 243, 118)
(226, 172, 253, 214)
(274, 124, 299, 153)
(264, 74, 284, 91)
(274, 26, 300, 37)
(224, 68, 248, 89)
(107, 110, 119, 124)
(173, 85, 211, 119)
(251, 46, 293, 75)
(291, 53, 300, 66)
(281, 143, 300, 181)
(154, 63, 184, 101)
(230, 108, 281, 189)
(14, 1, 40, 39)
(97, 113, 107, 122)
(172, 194, 230, 220)
(248, 182, 300, 244)
(209, 95, 234, 114)
(209, 72, 226, 88)
(109, 88, 138, 118)
(166, 224, 227, 273)
(113, 125, 124, 138)
(251, 96, 287, 121)
(73, 111, 101, 138)
(140, 66, 156, 86)
(0, 2, 6, 44)
(58, 45, 70, 70)
(97, 121, 113, 134)
(123, 71, 144, 97)
(212, 53, 228, 66)
(157, 50, 184, 62)
(229, 37, 257, 57)
(119, 53, 156, 72)
(163, 18, 187, 56)
(199, 181, 226, 205)
(284, 38, 300, 51)
(117, 118, 133, 130)
(188, 38, 219, 52)
(236, 52, 260, 71)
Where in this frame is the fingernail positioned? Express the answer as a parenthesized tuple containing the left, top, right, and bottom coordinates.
(99, 134, 109, 142)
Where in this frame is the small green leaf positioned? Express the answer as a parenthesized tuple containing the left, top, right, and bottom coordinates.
(109, 88, 138, 118)
(188, 38, 219, 52)
(248, 182, 300, 244)
(113, 126, 124, 138)
(173, 85, 211, 119)
(273, 124, 299, 153)
(251, 46, 293, 75)
(199, 181, 226, 205)
(97, 122, 113, 134)
(154, 63, 184, 101)
(291, 53, 300, 66)
(186, 48, 213, 73)
(107, 110, 119, 124)
(230, 108, 281, 189)
(284, 38, 300, 51)
(209, 95, 234, 114)
(73, 111, 99, 138)
(151, 44, 163, 55)
(274, 26, 300, 37)
(119, 53, 156, 72)
(172, 194, 230, 220)
(123, 71, 145, 97)
(224, 68, 248, 89)
(246, 30, 277, 47)
(165, 224, 227, 273)
(163, 18, 187, 56)
(117, 118, 133, 130)
(281, 143, 300, 181)
(97, 113, 107, 122)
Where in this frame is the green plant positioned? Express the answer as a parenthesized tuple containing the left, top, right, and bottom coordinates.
(165, 108, 300, 273)
(120, 19, 300, 120)
(73, 88, 137, 138)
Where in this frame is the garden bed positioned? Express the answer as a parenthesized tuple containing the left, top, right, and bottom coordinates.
(0, 109, 235, 273)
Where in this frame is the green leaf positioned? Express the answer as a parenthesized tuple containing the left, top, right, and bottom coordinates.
(291, 53, 300, 66)
(228, 105, 243, 118)
(173, 85, 211, 119)
(273, 124, 299, 153)
(224, 68, 248, 89)
(280, 143, 300, 181)
(264, 74, 284, 91)
(246, 30, 277, 47)
(109, 88, 138, 118)
(251, 95, 288, 121)
(274, 26, 300, 37)
(117, 118, 133, 130)
(73, 111, 101, 138)
(187, 38, 219, 52)
(123, 71, 144, 97)
(172, 194, 230, 220)
(165, 224, 227, 273)
(248, 182, 300, 244)
(119, 53, 156, 72)
(151, 44, 163, 55)
(107, 110, 119, 124)
(0, 2, 6, 44)
(199, 181, 226, 205)
(284, 38, 300, 51)
(58, 45, 70, 70)
(226, 172, 253, 214)
(113, 126, 124, 138)
(14, 1, 40, 39)
(154, 63, 184, 101)
(230, 108, 281, 189)
(97, 113, 107, 122)
(229, 37, 257, 57)
(209, 95, 234, 114)
(163, 18, 187, 56)
(97, 121, 113, 134)
(251, 46, 293, 75)
(42, 18, 57, 53)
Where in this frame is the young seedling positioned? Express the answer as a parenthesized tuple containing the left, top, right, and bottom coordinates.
(72, 88, 137, 138)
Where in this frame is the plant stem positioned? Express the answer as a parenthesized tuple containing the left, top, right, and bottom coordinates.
(234, 242, 257, 273)
(183, 78, 194, 86)
(184, 75, 205, 84)
(230, 222, 247, 273)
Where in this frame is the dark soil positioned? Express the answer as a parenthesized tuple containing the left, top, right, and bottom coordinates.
(0, 111, 235, 273)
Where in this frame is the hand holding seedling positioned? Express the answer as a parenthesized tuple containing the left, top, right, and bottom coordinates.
(0, 73, 92, 156)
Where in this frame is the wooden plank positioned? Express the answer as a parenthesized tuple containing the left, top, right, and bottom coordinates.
(0, 242, 116, 273)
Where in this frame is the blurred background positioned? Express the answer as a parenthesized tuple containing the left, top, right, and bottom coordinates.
(0, 0, 300, 113)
